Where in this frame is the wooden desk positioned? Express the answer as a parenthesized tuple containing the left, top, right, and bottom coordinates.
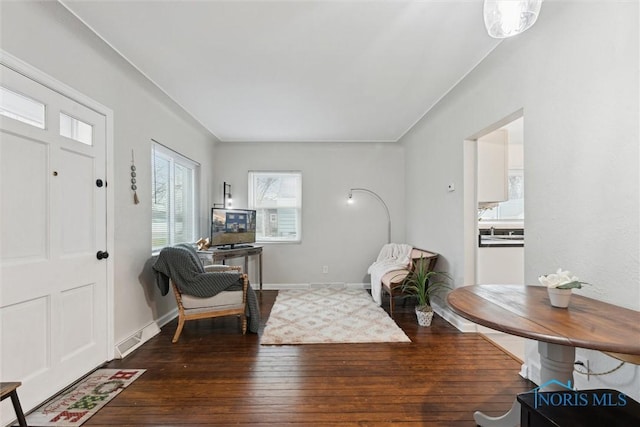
(447, 284, 640, 427)
(200, 245, 263, 291)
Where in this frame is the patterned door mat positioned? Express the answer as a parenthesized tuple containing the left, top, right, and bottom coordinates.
(19, 369, 145, 426)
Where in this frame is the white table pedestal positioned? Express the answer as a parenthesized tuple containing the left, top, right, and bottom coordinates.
(447, 285, 640, 427)
(473, 342, 576, 427)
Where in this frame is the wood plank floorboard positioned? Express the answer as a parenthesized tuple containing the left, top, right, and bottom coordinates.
(88, 290, 534, 426)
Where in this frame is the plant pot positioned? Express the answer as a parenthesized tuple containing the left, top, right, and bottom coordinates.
(547, 287, 572, 308)
(415, 305, 434, 326)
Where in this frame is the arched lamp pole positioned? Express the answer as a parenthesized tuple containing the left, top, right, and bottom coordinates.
(348, 187, 391, 244)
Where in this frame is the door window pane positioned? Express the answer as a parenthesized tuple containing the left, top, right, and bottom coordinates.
(0, 86, 45, 129)
(60, 112, 93, 145)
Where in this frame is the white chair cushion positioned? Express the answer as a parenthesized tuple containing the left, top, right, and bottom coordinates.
(181, 290, 243, 310)
(382, 269, 409, 287)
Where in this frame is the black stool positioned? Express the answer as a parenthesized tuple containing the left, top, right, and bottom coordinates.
(0, 382, 28, 427)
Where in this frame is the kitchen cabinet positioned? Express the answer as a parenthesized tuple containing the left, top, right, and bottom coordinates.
(477, 245, 524, 285)
(477, 129, 508, 203)
(477, 225, 524, 285)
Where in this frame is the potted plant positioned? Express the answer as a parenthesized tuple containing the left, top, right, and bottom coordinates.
(538, 268, 589, 308)
(399, 256, 452, 326)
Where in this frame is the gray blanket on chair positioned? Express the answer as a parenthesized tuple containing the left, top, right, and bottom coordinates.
(152, 243, 260, 333)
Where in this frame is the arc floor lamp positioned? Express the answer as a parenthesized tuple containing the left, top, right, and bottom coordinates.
(348, 188, 391, 244)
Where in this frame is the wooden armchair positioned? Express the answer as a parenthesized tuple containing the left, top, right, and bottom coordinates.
(381, 248, 439, 317)
(171, 264, 248, 343)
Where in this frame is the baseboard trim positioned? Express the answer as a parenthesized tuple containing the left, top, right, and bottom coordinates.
(156, 307, 178, 328)
(114, 319, 164, 359)
(432, 302, 477, 332)
(524, 359, 541, 384)
(254, 283, 370, 291)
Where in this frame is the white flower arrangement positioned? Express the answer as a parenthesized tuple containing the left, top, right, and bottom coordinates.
(538, 268, 589, 290)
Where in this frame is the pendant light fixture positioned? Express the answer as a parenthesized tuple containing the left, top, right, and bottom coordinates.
(483, 0, 543, 39)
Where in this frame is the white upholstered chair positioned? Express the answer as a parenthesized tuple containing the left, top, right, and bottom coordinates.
(171, 264, 248, 343)
(381, 248, 439, 317)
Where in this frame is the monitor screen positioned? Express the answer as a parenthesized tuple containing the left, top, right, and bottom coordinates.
(210, 208, 257, 248)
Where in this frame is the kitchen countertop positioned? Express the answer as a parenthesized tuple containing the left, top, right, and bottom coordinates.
(478, 227, 524, 247)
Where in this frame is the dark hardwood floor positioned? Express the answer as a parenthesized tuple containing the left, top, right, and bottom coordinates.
(91, 290, 534, 426)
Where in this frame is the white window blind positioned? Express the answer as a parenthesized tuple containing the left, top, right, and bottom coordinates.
(248, 171, 302, 243)
(152, 142, 199, 251)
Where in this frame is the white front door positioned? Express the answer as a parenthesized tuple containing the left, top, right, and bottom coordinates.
(0, 63, 109, 423)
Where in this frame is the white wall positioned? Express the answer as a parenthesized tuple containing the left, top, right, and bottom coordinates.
(213, 141, 405, 286)
(3, 0, 638, 401)
(401, 1, 639, 398)
(0, 1, 218, 346)
(0, 1, 405, 347)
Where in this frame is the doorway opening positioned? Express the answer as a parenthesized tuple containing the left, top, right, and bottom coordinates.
(463, 111, 526, 362)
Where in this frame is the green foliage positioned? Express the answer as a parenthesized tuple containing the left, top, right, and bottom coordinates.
(556, 280, 588, 290)
(399, 256, 452, 308)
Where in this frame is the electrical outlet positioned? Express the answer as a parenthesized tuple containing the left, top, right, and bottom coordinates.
(575, 358, 591, 381)
(322, 265, 329, 274)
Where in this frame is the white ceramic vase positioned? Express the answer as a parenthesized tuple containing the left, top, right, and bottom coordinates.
(415, 306, 434, 326)
(547, 287, 572, 308)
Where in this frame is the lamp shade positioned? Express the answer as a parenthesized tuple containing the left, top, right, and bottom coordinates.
(483, 0, 543, 39)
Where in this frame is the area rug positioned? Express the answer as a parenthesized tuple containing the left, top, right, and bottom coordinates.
(21, 369, 145, 426)
(261, 288, 411, 344)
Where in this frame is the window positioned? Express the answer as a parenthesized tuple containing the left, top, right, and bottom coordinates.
(152, 142, 199, 251)
(478, 169, 524, 220)
(248, 171, 302, 243)
(0, 86, 45, 128)
(60, 112, 93, 145)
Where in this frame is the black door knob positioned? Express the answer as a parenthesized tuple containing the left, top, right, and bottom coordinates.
(96, 251, 109, 260)
(96, 179, 104, 188)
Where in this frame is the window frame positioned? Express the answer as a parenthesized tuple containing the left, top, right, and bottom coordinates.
(248, 170, 302, 244)
(151, 141, 199, 251)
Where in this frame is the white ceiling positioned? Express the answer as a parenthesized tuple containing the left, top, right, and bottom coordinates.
(61, 0, 500, 143)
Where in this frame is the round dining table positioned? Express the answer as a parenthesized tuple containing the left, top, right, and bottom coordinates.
(447, 284, 640, 427)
